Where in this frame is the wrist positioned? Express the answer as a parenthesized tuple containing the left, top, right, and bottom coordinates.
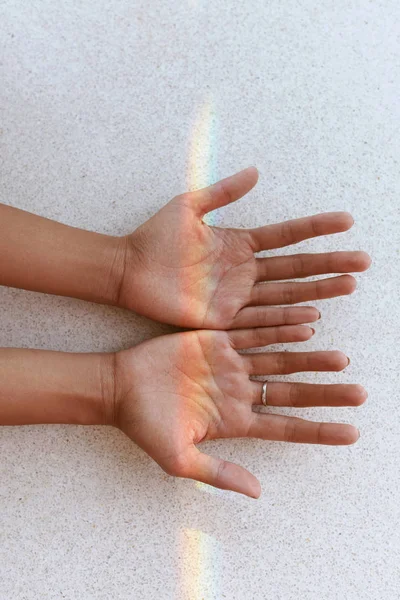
(106, 346, 142, 433)
(110, 225, 157, 313)
(98, 352, 119, 427)
(109, 233, 141, 310)
(92, 234, 129, 307)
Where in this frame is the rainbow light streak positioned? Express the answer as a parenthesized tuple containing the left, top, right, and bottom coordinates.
(186, 92, 225, 497)
(178, 527, 221, 600)
(186, 90, 222, 227)
(176, 93, 224, 600)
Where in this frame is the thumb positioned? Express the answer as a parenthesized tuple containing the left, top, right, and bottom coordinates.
(189, 166, 259, 216)
(185, 446, 261, 499)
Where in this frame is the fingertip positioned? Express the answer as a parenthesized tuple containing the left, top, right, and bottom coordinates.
(248, 480, 261, 499)
(357, 251, 372, 271)
(342, 274, 357, 294)
(298, 325, 315, 340)
(245, 165, 259, 180)
(352, 385, 368, 406)
(340, 425, 360, 445)
(308, 307, 321, 322)
(330, 424, 360, 445)
(331, 351, 350, 371)
(348, 426, 361, 445)
(337, 211, 355, 231)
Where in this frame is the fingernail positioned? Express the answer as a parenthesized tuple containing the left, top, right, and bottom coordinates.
(310, 327, 316, 335)
(357, 429, 361, 440)
(318, 311, 322, 320)
(347, 356, 351, 365)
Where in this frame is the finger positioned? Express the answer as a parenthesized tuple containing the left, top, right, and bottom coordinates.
(249, 274, 356, 306)
(250, 382, 367, 407)
(187, 166, 259, 216)
(230, 306, 320, 329)
(248, 413, 360, 445)
(229, 325, 314, 350)
(245, 350, 349, 375)
(256, 251, 371, 282)
(248, 212, 354, 253)
(184, 446, 261, 498)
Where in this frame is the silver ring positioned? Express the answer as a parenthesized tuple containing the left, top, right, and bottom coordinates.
(261, 382, 268, 406)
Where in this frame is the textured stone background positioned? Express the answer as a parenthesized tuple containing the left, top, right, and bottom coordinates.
(0, 1, 398, 598)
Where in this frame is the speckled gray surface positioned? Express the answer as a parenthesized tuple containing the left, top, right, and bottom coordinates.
(0, 1, 399, 598)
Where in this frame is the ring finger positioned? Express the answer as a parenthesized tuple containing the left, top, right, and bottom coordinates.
(250, 381, 367, 407)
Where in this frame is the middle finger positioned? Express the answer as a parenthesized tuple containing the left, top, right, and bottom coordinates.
(244, 350, 349, 375)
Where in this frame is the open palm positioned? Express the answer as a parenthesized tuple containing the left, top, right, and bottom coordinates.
(113, 327, 366, 498)
(117, 167, 370, 328)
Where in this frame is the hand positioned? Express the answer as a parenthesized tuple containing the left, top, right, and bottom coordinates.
(112, 326, 366, 498)
(117, 167, 371, 328)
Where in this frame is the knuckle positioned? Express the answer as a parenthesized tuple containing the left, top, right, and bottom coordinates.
(280, 221, 295, 245)
(282, 307, 292, 324)
(309, 216, 321, 236)
(256, 307, 265, 326)
(254, 284, 263, 306)
(321, 385, 328, 406)
(215, 460, 227, 484)
(276, 327, 286, 343)
(314, 280, 323, 300)
(291, 255, 307, 277)
(253, 327, 267, 346)
(288, 384, 301, 407)
(283, 419, 298, 443)
(275, 353, 287, 373)
(327, 252, 339, 273)
(218, 179, 233, 205)
(316, 422, 323, 445)
(281, 285, 296, 304)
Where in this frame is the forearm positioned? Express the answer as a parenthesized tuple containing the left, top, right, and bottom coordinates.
(0, 204, 126, 305)
(0, 348, 115, 426)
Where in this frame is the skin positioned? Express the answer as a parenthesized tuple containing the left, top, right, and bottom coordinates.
(113, 327, 367, 498)
(0, 329, 366, 499)
(0, 166, 371, 497)
(118, 166, 371, 328)
(0, 166, 370, 327)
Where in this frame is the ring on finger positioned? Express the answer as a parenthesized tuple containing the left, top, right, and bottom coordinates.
(261, 381, 268, 406)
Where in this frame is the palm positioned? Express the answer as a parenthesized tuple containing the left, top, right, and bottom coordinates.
(119, 167, 370, 329)
(124, 200, 256, 327)
(114, 328, 365, 498)
(115, 330, 252, 462)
